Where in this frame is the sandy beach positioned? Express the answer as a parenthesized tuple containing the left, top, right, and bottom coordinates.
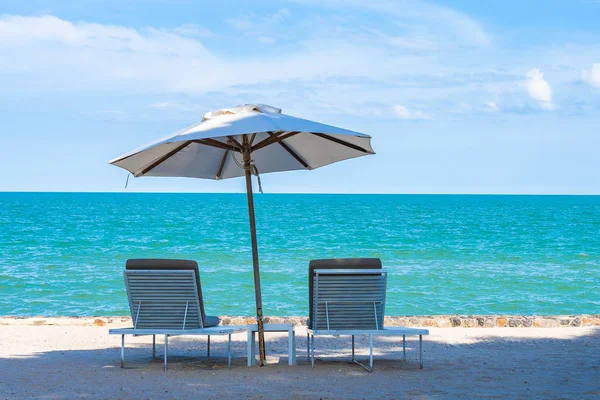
(0, 319, 598, 399)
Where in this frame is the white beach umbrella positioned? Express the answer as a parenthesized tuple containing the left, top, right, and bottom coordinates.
(109, 104, 375, 365)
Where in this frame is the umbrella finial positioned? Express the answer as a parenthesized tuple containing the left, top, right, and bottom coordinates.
(202, 104, 281, 121)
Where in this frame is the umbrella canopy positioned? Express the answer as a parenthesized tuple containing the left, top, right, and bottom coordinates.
(109, 104, 375, 366)
(109, 104, 374, 179)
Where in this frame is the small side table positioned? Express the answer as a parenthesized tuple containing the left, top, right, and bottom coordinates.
(247, 323, 296, 366)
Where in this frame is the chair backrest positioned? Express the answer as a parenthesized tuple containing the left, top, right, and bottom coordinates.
(312, 269, 387, 331)
(126, 259, 207, 327)
(308, 258, 382, 329)
(124, 269, 204, 330)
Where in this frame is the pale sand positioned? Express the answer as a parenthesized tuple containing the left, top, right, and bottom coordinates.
(0, 322, 598, 399)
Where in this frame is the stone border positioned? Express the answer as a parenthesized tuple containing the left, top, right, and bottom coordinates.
(1, 315, 599, 328)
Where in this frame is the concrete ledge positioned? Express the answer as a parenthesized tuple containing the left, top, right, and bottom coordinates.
(1, 315, 599, 328)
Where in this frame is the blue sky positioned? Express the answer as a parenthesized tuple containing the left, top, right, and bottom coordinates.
(0, 0, 599, 194)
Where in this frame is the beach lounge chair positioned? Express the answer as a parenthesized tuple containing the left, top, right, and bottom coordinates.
(306, 258, 429, 371)
(109, 259, 246, 371)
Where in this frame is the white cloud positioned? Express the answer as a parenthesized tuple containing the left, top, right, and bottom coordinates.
(293, 0, 490, 47)
(523, 68, 555, 110)
(225, 9, 291, 46)
(0, 14, 441, 96)
(149, 102, 197, 111)
(226, 14, 255, 32)
(227, 8, 290, 35)
(453, 102, 472, 113)
(582, 64, 600, 88)
(485, 101, 500, 112)
(392, 104, 432, 120)
(388, 36, 437, 50)
(0, 15, 211, 57)
(258, 36, 276, 44)
(0, 10, 593, 121)
(268, 8, 291, 23)
(171, 24, 213, 38)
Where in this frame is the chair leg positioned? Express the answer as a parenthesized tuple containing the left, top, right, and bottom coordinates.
(306, 333, 310, 361)
(310, 334, 315, 368)
(403, 334, 406, 361)
(164, 335, 168, 372)
(292, 330, 296, 365)
(419, 335, 423, 369)
(369, 335, 373, 371)
(228, 334, 232, 369)
(207, 335, 211, 358)
(247, 329, 253, 367)
(152, 335, 156, 359)
(252, 331, 256, 366)
(351, 335, 355, 361)
(120, 334, 125, 368)
(288, 328, 294, 366)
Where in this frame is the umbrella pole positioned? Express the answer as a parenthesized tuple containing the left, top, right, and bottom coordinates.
(243, 140, 267, 366)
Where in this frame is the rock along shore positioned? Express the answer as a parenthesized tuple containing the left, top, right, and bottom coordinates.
(1, 315, 599, 328)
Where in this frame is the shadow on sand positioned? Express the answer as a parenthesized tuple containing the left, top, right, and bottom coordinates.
(1, 327, 599, 399)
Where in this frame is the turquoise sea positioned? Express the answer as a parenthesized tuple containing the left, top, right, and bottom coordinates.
(0, 193, 599, 317)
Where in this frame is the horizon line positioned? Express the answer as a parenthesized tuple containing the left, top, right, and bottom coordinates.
(1, 191, 599, 196)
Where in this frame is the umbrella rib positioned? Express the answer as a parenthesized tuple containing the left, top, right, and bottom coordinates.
(195, 139, 240, 152)
(277, 131, 300, 142)
(249, 133, 257, 146)
(310, 132, 369, 153)
(250, 131, 280, 151)
(252, 131, 299, 152)
(227, 136, 244, 150)
(267, 132, 309, 169)
(215, 150, 229, 179)
(140, 140, 192, 175)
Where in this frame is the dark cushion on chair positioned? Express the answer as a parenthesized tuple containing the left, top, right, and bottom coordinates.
(125, 259, 218, 328)
(204, 315, 220, 328)
(307, 258, 382, 329)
